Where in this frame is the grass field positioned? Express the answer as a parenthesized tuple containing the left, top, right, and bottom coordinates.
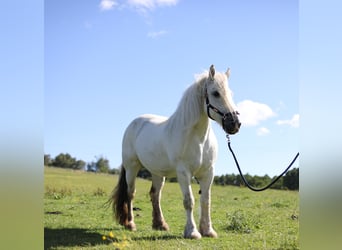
(44, 167, 299, 249)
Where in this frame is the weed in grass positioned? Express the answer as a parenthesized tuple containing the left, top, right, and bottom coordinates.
(45, 186, 72, 199)
(278, 234, 299, 250)
(271, 201, 289, 208)
(226, 209, 261, 234)
(93, 187, 107, 197)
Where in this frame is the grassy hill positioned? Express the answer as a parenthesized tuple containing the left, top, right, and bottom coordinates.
(44, 167, 299, 249)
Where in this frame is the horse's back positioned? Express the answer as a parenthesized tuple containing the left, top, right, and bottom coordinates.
(124, 114, 167, 139)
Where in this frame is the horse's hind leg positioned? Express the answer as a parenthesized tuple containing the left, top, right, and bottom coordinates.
(124, 161, 141, 231)
(150, 175, 169, 231)
(111, 161, 140, 231)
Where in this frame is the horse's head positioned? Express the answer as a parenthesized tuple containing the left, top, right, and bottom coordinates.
(204, 65, 241, 135)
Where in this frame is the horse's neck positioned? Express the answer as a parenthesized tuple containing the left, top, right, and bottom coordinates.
(189, 112, 211, 140)
(167, 79, 210, 139)
(167, 112, 210, 146)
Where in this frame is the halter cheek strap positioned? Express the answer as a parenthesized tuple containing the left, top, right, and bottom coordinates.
(205, 92, 223, 120)
(205, 88, 239, 123)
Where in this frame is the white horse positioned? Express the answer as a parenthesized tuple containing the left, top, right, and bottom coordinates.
(109, 65, 240, 239)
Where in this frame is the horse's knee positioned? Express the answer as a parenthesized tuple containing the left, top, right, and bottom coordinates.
(183, 193, 194, 210)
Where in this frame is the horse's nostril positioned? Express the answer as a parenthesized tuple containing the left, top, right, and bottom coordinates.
(238, 122, 241, 128)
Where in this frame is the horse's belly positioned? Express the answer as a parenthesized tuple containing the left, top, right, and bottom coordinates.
(147, 167, 177, 178)
(136, 140, 176, 176)
(136, 148, 176, 177)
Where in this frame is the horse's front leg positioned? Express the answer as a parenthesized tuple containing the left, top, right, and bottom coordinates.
(177, 166, 202, 239)
(197, 168, 218, 238)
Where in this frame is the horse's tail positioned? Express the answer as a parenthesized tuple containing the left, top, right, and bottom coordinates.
(108, 165, 129, 226)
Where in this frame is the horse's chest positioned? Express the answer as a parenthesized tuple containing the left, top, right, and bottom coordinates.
(183, 137, 215, 169)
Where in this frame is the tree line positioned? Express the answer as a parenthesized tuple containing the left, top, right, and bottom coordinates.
(44, 153, 119, 174)
(138, 167, 299, 190)
(212, 168, 299, 190)
(44, 153, 298, 190)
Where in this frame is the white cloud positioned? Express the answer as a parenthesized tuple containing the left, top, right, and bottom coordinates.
(156, 0, 179, 6)
(128, 0, 178, 9)
(257, 127, 270, 136)
(236, 100, 276, 127)
(147, 30, 168, 38)
(99, 0, 179, 13)
(99, 0, 117, 11)
(277, 114, 300, 128)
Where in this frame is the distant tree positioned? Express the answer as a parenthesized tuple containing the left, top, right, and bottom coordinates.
(283, 168, 299, 190)
(252, 174, 271, 188)
(86, 162, 97, 172)
(87, 156, 110, 173)
(74, 160, 86, 170)
(235, 174, 243, 187)
(270, 175, 284, 190)
(243, 173, 254, 187)
(108, 168, 120, 175)
(225, 174, 237, 186)
(44, 154, 52, 166)
(53, 153, 74, 168)
(261, 174, 271, 186)
(96, 157, 110, 173)
(212, 171, 298, 190)
(52, 153, 85, 170)
(213, 175, 224, 185)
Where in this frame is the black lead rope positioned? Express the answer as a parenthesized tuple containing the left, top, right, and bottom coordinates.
(226, 134, 300, 192)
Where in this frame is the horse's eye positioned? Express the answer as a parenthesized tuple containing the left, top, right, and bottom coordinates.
(212, 91, 220, 98)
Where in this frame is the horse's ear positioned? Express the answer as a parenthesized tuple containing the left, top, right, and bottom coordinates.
(225, 68, 231, 79)
(209, 65, 215, 80)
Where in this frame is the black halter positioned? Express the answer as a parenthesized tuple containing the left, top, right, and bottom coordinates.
(205, 88, 240, 123)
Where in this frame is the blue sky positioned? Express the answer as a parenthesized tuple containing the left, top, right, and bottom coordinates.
(45, 0, 299, 177)
(3, 1, 342, 248)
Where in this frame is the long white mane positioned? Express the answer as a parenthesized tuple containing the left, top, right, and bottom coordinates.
(167, 74, 208, 130)
(167, 69, 231, 131)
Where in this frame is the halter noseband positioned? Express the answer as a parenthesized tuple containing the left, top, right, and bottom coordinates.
(205, 87, 240, 123)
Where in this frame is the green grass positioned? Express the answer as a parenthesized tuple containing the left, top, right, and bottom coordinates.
(44, 167, 299, 249)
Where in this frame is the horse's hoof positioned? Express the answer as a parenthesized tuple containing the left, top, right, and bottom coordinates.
(124, 222, 136, 231)
(184, 230, 202, 239)
(201, 230, 218, 238)
(152, 222, 169, 231)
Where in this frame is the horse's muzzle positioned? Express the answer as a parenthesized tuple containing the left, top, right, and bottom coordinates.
(223, 112, 241, 135)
